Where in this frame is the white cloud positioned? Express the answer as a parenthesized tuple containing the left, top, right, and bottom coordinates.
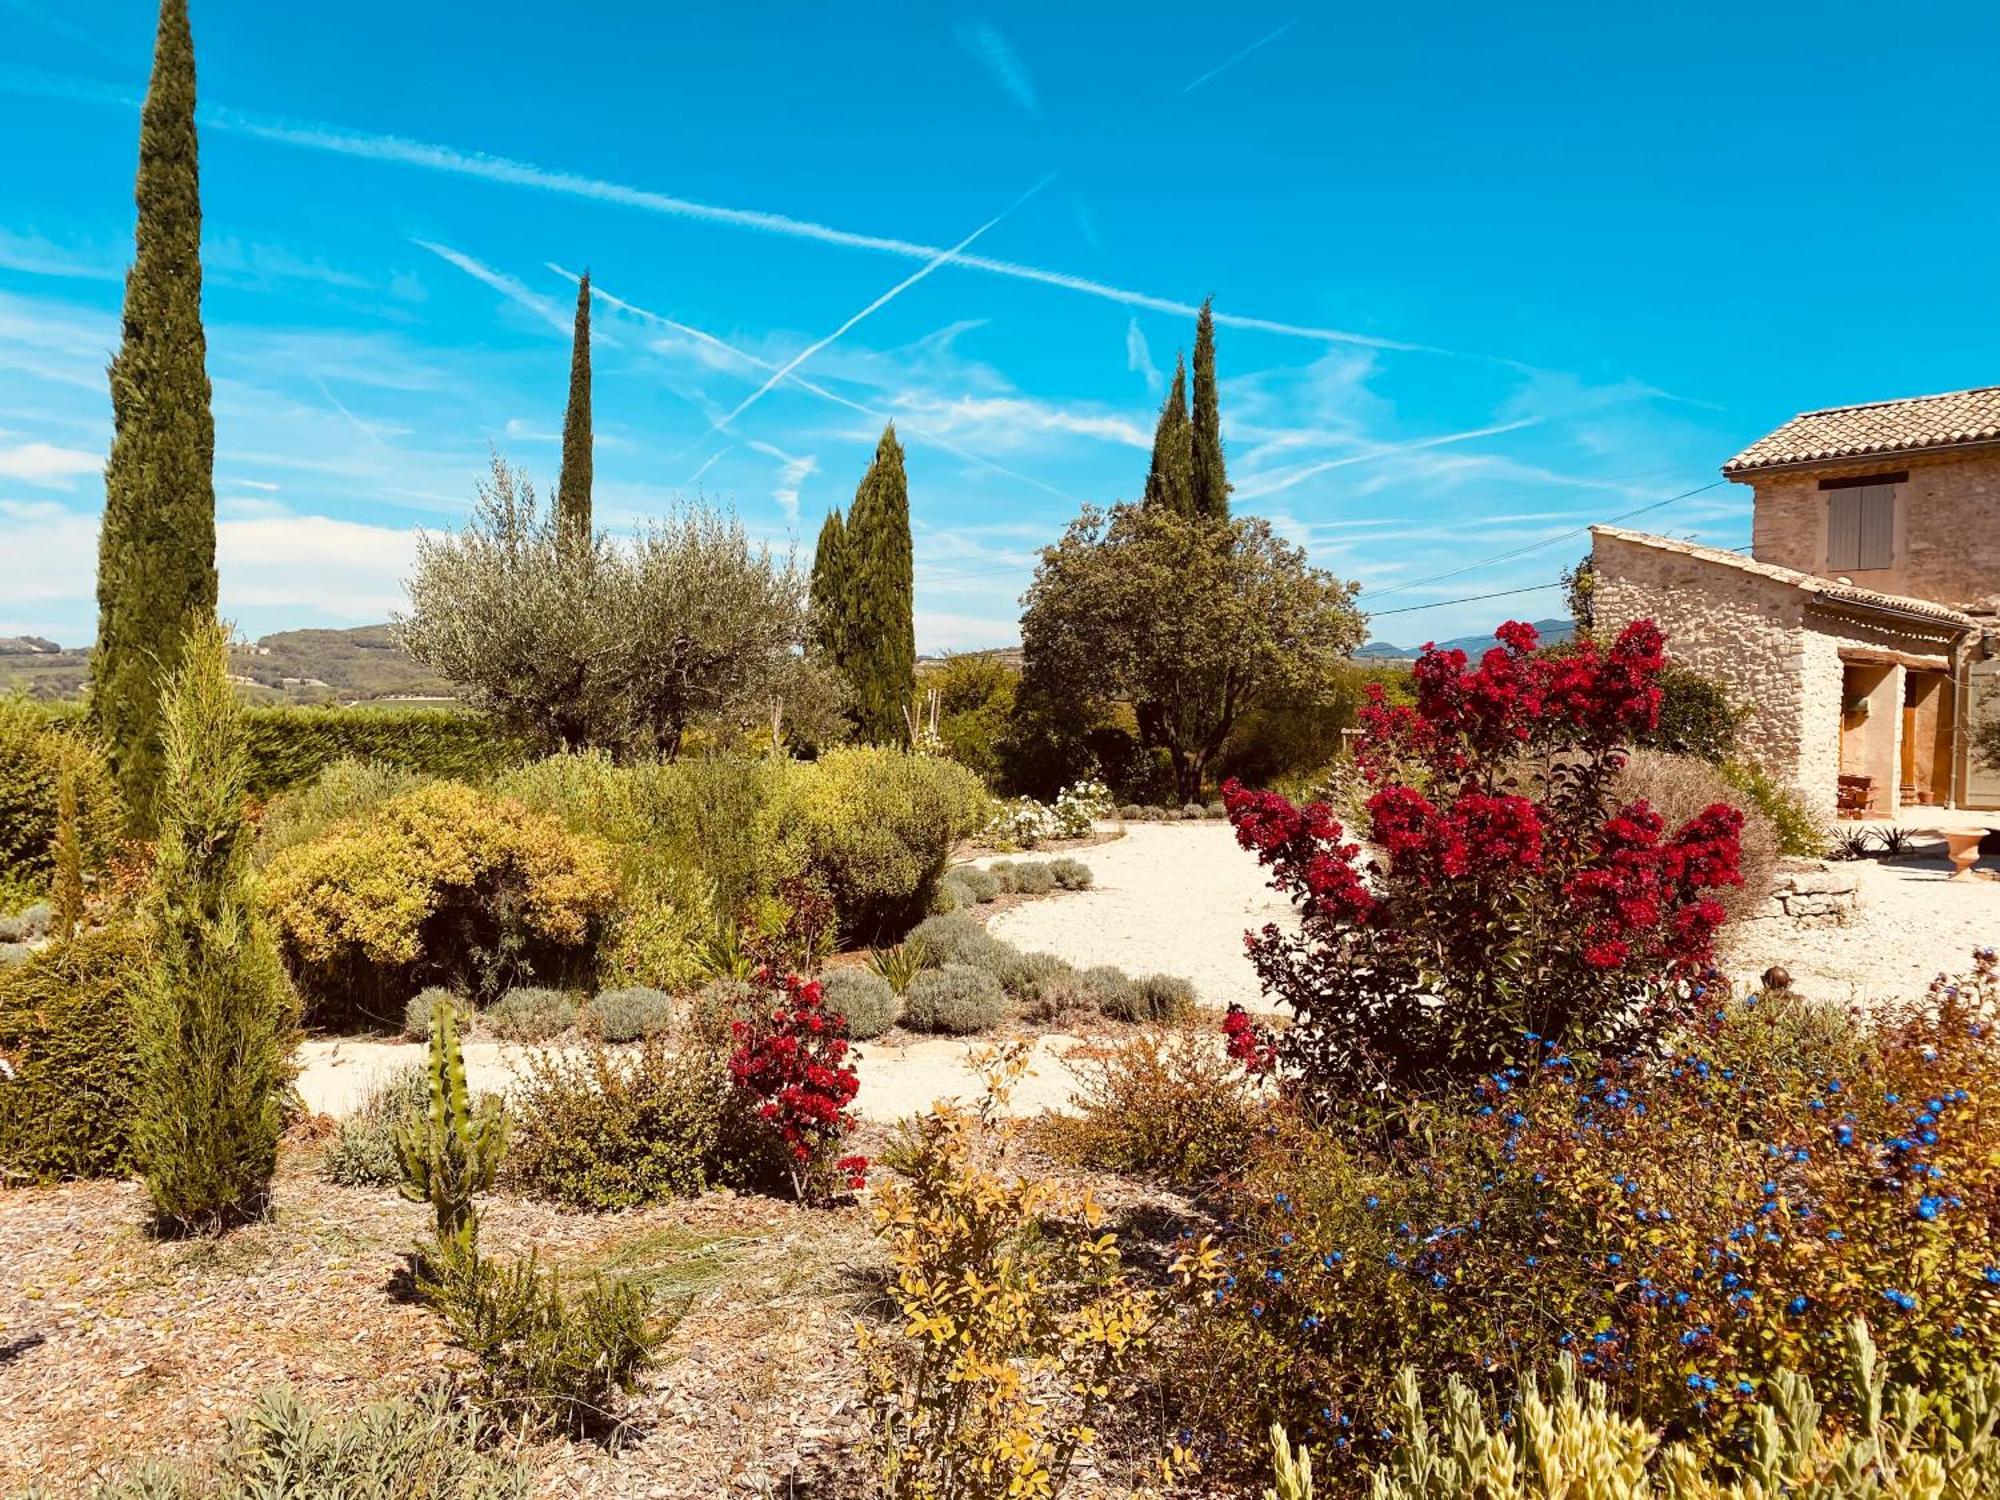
(1125, 317, 1161, 394)
(1182, 20, 1298, 93)
(217, 513, 418, 617)
(0, 440, 98, 486)
(890, 393, 1152, 451)
(954, 20, 1040, 115)
(0, 227, 121, 281)
(411, 239, 573, 336)
(744, 439, 818, 523)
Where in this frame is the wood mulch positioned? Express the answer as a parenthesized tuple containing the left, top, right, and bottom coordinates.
(0, 1127, 1208, 1498)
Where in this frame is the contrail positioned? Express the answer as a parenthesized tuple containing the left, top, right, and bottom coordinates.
(1183, 21, 1298, 94)
(567, 269, 1074, 501)
(0, 64, 1432, 353)
(705, 175, 1053, 439)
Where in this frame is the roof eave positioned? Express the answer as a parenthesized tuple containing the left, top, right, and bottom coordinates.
(1721, 434, 2000, 480)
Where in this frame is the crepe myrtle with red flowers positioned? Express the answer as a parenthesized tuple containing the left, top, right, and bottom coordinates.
(1224, 620, 1744, 1101)
(728, 967, 868, 1201)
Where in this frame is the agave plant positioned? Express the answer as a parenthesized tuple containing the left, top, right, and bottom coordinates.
(867, 936, 932, 995)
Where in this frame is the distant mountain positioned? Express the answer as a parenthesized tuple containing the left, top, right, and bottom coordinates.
(1356, 617, 1575, 660)
(0, 624, 456, 704)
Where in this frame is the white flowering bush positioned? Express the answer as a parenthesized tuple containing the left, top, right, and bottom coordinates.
(983, 797, 1059, 850)
(1052, 779, 1112, 838)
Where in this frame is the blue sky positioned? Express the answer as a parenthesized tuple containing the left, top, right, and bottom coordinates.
(3, 1, 1996, 651)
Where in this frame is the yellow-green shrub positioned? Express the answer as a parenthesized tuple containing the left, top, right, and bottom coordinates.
(0, 697, 123, 907)
(260, 780, 618, 1021)
(777, 747, 988, 938)
(1038, 1024, 1261, 1188)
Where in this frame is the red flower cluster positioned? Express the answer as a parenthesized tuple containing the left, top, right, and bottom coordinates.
(1222, 1003, 1277, 1076)
(728, 968, 867, 1197)
(1223, 619, 1744, 1097)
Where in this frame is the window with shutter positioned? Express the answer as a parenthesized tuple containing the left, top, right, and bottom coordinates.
(1822, 478, 1896, 572)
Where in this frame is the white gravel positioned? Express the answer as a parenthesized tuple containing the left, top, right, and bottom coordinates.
(981, 822, 1293, 1009)
(1723, 854, 2000, 1006)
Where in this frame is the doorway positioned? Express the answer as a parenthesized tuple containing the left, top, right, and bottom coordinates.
(1900, 670, 1953, 807)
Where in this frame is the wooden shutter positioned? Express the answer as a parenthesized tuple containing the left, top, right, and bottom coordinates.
(1826, 489, 1861, 570)
(1856, 484, 1895, 569)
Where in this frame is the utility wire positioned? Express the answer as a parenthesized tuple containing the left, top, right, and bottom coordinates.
(1367, 581, 1564, 619)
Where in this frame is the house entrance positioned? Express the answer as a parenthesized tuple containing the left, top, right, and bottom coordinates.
(1837, 661, 1898, 818)
(1899, 670, 1954, 807)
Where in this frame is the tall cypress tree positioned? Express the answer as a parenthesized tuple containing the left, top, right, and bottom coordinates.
(92, 0, 217, 829)
(808, 507, 850, 664)
(842, 426, 916, 743)
(1189, 296, 1229, 520)
(555, 271, 593, 552)
(1142, 356, 1195, 516)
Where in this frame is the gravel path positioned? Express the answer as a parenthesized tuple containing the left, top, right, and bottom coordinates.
(1723, 855, 2000, 1006)
(980, 822, 1292, 1009)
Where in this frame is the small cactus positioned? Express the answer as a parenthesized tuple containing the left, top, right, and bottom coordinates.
(394, 995, 505, 1263)
(1266, 1423, 1315, 1500)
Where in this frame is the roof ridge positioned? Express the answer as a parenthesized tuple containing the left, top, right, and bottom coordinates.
(1791, 384, 2000, 419)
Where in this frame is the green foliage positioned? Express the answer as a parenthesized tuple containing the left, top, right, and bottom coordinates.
(1267, 1424, 1316, 1500)
(837, 426, 917, 743)
(261, 779, 618, 1021)
(822, 967, 900, 1039)
(253, 756, 430, 865)
(1009, 860, 1057, 896)
(1039, 1024, 1260, 1187)
(132, 617, 297, 1233)
(418, 1243, 671, 1436)
(1216, 660, 1414, 792)
(776, 746, 988, 939)
(1189, 297, 1230, 520)
(485, 985, 577, 1042)
(1359, 1321, 2000, 1499)
(810, 507, 851, 665)
(1720, 759, 1830, 857)
(993, 949, 1083, 1013)
(1976, 713, 2000, 773)
(907, 911, 1007, 970)
(867, 936, 933, 994)
(394, 996, 506, 1262)
(0, 697, 124, 907)
(581, 985, 674, 1042)
(902, 962, 1009, 1034)
(237, 707, 520, 799)
(1641, 665, 1742, 763)
(951, 864, 1003, 903)
(0, 922, 144, 1183)
(1618, 748, 1779, 927)
(404, 985, 454, 1040)
(505, 1037, 726, 1209)
(1020, 501, 1364, 803)
(1144, 354, 1196, 516)
(321, 1064, 428, 1188)
(922, 652, 1019, 785)
(91, 0, 217, 830)
(1047, 857, 1093, 890)
(555, 273, 593, 551)
(400, 457, 820, 757)
(1562, 551, 1598, 636)
(70, 1383, 531, 1499)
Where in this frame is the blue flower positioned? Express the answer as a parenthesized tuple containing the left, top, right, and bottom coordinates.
(1881, 1289, 1916, 1311)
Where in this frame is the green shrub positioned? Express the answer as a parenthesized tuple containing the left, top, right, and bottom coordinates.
(1047, 857, 1093, 890)
(1720, 759, 1829, 857)
(993, 948, 1078, 1005)
(253, 756, 428, 866)
(1009, 861, 1057, 896)
(581, 985, 675, 1043)
(395, 995, 506, 1262)
(0, 922, 144, 1182)
(0, 697, 123, 907)
(776, 746, 988, 939)
(132, 619, 298, 1234)
(822, 968, 899, 1039)
(506, 1037, 725, 1208)
(1617, 748, 1778, 927)
(420, 1243, 670, 1436)
(1038, 1025, 1260, 1187)
(1640, 663, 1741, 763)
(1082, 964, 1141, 1017)
(1132, 973, 1196, 1021)
(902, 963, 1008, 1034)
(952, 865, 1002, 903)
(907, 911, 1007, 970)
(1205, 800, 1227, 818)
(71, 1383, 531, 1499)
(933, 873, 973, 912)
(404, 985, 455, 1041)
(261, 780, 619, 1022)
(236, 705, 524, 798)
(867, 937, 933, 995)
(321, 1064, 428, 1188)
(486, 985, 576, 1042)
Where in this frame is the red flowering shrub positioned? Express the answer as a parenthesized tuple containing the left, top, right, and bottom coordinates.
(1225, 620, 1745, 1100)
(728, 967, 868, 1200)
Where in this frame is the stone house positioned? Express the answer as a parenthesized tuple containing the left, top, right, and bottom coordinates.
(1592, 385, 2000, 820)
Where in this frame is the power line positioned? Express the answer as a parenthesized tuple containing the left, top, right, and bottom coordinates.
(1359, 479, 1727, 602)
(1367, 580, 1563, 619)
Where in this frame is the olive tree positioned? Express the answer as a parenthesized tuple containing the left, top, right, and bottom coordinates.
(399, 454, 843, 758)
(1018, 502, 1364, 802)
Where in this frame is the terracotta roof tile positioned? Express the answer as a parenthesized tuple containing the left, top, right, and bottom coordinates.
(1590, 525, 1978, 630)
(1722, 386, 2000, 474)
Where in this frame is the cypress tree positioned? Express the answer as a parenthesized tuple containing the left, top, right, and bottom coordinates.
(808, 507, 850, 664)
(92, 0, 218, 830)
(555, 271, 593, 552)
(133, 615, 297, 1234)
(842, 426, 916, 743)
(1142, 356, 1195, 516)
(1189, 296, 1229, 520)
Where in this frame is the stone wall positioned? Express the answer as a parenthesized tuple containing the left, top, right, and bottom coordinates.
(1750, 859, 1860, 927)
(1748, 448, 2000, 609)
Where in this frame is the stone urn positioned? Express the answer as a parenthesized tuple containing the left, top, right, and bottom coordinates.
(1944, 828, 1988, 882)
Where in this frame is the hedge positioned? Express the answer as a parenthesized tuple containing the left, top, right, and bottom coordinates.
(238, 706, 525, 795)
